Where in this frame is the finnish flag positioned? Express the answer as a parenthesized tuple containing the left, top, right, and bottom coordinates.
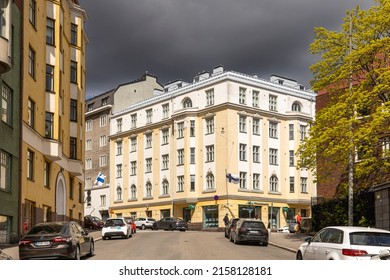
(226, 173, 240, 184)
(95, 172, 105, 186)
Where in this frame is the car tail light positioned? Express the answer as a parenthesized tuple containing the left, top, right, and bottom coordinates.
(52, 237, 71, 243)
(19, 240, 32, 245)
(342, 249, 368, 256)
(239, 227, 248, 233)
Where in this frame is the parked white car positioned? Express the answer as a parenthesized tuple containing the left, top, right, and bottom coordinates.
(134, 217, 156, 230)
(102, 218, 132, 240)
(296, 226, 390, 260)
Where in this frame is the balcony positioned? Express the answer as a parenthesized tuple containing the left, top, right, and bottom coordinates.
(0, 37, 11, 74)
(68, 159, 83, 176)
(43, 138, 61, 161)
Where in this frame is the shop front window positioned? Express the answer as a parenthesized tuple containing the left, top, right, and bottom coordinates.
(268, 206, 280, 229)
(203, 205, 218, 228)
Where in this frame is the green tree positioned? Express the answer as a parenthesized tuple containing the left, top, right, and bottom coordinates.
(298, 0, 390, 190)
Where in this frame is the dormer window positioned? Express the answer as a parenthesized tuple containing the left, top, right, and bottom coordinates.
(292, 101, 302, 112)
(183, 98, 192, 108)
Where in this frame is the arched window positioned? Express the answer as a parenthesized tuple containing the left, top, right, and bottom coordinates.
(130, 184, 137, 199)
(269, 175, 278, 192)
(183, 98, 193, 108)
(206, 172, 215, 189)
(116, 185, 122, 201)
(292, 101, 302, 112)
(162, 179, 169, 195)
(146, 182, 152, 197)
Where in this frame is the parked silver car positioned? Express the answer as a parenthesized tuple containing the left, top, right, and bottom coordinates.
(134, 217, 156, 230)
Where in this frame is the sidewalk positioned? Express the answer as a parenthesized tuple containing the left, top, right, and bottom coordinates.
(0, 230, 309, 260)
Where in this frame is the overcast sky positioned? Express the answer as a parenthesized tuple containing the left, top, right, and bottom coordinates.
(79, 0, 374, 99)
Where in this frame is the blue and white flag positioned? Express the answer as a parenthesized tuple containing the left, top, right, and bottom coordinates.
(226, 173, 240, 184)
(95, 172, 105, 186)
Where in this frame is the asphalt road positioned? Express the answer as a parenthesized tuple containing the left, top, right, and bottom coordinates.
(89, 230, 295, 260)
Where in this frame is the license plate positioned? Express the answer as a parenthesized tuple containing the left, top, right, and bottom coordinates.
(249, 230, 259, 233)
(34, 241, 50, 246)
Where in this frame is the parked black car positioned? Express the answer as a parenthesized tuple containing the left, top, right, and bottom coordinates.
(230, 218, 268, 246)
(84, 215, 104, 230)
(19, 221, 95, 260)
(225, 218, 239, 238)
(154, 217, 188, 231)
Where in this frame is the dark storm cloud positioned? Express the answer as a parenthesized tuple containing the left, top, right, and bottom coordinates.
(79, 0, 374, 98)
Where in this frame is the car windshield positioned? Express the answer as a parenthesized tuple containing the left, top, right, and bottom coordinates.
(28, 224, 65, 235)
(242, 222, 265, 229)
(350, 232, 390, 246)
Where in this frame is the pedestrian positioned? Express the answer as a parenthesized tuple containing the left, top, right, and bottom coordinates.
(295, 212, 302, 233)
(223, 213, 229, 226)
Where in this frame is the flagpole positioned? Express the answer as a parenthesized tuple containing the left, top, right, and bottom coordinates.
(225, 169, 229, 209)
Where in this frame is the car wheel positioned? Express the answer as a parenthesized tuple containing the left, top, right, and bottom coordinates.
(141, 224, 146, 230)
(261, 241, 268, 246)
(169, 224, 173, 231)
(87, 242, 95, 257)
(73, 246, 81, 260)
(102, 236, 107, 240)
(296, 251, 303, 260)
(233, 235, 240, 245)
(229, 233, 233, 242)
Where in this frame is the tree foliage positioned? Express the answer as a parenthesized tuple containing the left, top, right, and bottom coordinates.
(298, 0, 390, 189)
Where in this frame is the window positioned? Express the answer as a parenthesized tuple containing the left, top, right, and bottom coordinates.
(87, 103, 94, 112)
(177, 176, 184, 192)
(290, 177, 295, 192)
(239, 87, 246, 104)
(146, 158, 152, 173)
(0, 150, 11, 191)
(116, 164, 122, 178)
(130, 185, 136, 199)
(183, 98, 192, 108)
(177, 122, 184, 138)
(29, 0, 36, 26)
(381, 137, 390, 158)
(239, 144, 247, 161)
(1, 83, 12, 125)
(99, 155, 107, 167)
(46, 65, 54, 91)
(162, 180, 169, 195)
(270, 175, 278, 192)
(253, 146, 260, 163)
(86, 120, 92, 131)
(300, 125, 307, 141)
(131, 114, 137, 128)
(206, 89, 214, 106)
(206, 173, 214, 189)
(269, 148, 278, 165)
(69, 177, 74, 199)
(100, 115, 107, 127)
(27, 149, 34, 180)
(289, 150, 295, 167)
(269, 95, 277, 111)
(190, 175, 195, 191)
(301, 177, 308, 193)
(130, 137, 137, 151)
(45, 112, 54, 138)
(252, 90, 259, 107)
(177, 149, 184, 165)
(146, 133, 152, 148)
(190, 147, 195, 164)
(239, 116, 247, 133)
(269, 122, 278, 138)
(162, 129, 169, 145)
(146, 109, 153, 124)
(292, 101, 301, 112)
(289, 124, 294, 140)
(28, 47, 35, 78)
(146, 182, 152, 197)
(253, 173, 260, 190)
(70, 137, 77, 159)
(71, 23, 77, 46)
(116, 118, 122, 132)
(70, 61, 77, 83)
(99, 135, 107, 147)
(70, 99, 77, 121)
(46, 18, 55, 45)
(239, 172, 247, 189)
(206, 117, 214, 134)
(116, 141, 122, 155)
(85, 139, 92, 150)
(190, 120, 195, 137)
(162, 154, 169, 170)
(100, 195, 106, 207)
(102, 97, 108, 106)
(162, 104, 169, 119)
(253, 118, 260, 135)
(116, 186, 122, 201)
(85, 158, 92, 170)
(42, 161, 50, 188)
(130, 161, 137, 175)
(206, 145, 214, 162)
(28, 98, 35, 128)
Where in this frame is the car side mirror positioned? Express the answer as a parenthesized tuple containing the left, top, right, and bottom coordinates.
(305, 237, 312, 244)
